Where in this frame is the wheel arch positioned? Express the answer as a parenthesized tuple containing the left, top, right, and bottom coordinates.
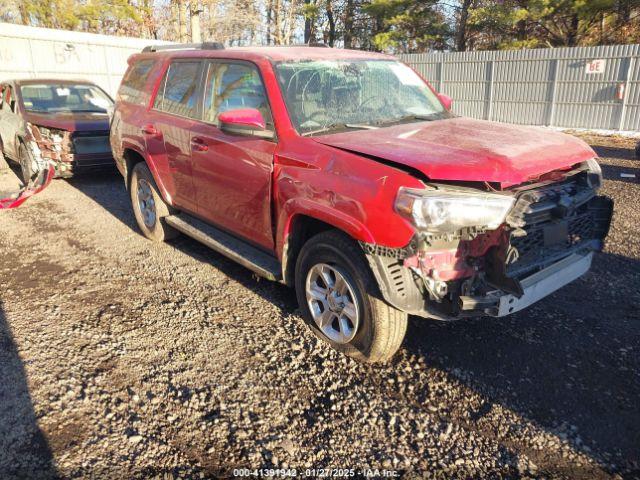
(280, 208, 374, 287)
(122, 147, 172, 206)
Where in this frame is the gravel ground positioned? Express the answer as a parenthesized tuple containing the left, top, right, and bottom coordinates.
(0, 133, 638, 479)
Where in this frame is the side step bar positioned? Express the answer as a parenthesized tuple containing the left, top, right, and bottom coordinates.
(165, 214, 282, 281)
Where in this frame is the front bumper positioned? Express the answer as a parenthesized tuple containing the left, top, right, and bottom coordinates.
(363, 190, 613, 321)
(460, 251, 593, 317)
(54, 153, 115, 177)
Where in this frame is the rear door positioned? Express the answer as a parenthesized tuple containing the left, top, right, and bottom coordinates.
(147, 60, 203, 213)
(189, 60, 276, 250)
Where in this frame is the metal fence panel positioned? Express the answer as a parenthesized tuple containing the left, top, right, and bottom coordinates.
(401, 44, 640, 132)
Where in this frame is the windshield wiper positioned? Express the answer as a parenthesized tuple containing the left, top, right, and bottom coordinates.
(301, 123, 378, 137)
(375, 113, 442, 127)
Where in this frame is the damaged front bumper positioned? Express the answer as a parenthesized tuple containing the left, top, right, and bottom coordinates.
(26, 124, 113, 177)
(0, 162, 54, 209)
(363, 170, 614, 321)
(460, 251, 593, 317)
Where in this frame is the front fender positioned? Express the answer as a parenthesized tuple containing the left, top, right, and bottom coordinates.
(277, 198, 375, 258)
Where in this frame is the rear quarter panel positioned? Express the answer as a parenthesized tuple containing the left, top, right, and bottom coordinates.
(111, 56, 174, 201)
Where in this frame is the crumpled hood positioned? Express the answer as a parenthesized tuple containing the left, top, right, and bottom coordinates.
(312, 117, 595, 187)
(23, 111, 110, 132)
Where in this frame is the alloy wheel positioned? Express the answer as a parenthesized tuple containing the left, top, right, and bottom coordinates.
(137, 179, 156, 228)
(305, 263, 360, 344)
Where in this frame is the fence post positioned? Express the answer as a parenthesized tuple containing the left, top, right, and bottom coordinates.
(438, 61, 444, 94)
(103, 45, 114, 96)
(27, 38, 37, 77)
(547, 59, 559, 127)
(619, 56, 635, 131)
(486, 60, 494, 121)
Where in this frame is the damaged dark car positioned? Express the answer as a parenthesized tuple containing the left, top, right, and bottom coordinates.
(0, 79, 115, 183)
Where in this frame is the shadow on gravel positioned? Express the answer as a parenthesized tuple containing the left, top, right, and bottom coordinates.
(404, 252, 640, 474)
(591, 144, 638, 161)
(65, 169, 139, 233)
(0, 300, 58, 479)
(600, 164, 639, 184)
(66, 172, 300, 313)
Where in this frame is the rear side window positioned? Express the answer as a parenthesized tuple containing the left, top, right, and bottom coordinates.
(153, 61, 201, 118)
(118, 59, 155, 105)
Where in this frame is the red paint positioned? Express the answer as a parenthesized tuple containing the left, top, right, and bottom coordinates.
(112, 46, 597, 259)
(0, 164, 54, 209)
(437, 93, 453, 111)
(218, 108, 267, 130)
(190, 121, 276, 250)
(313, 117, 595, 188)
(403, 227, 507, 281)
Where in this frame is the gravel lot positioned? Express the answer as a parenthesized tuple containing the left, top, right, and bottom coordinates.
(0, 133, 638, 479)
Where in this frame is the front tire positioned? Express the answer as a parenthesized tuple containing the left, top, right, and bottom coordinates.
(130, 162, 178, 242)
(18, 144, 34, 184)
(295, 230, 408, 363)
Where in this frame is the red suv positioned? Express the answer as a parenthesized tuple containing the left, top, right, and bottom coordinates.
(110, 43, 612, 363)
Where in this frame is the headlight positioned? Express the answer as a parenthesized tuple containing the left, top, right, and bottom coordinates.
(586, 157, 602, 189)
(395, 187, 515, 234)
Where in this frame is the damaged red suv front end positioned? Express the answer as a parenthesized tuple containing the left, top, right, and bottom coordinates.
(359, 162, 612, 321)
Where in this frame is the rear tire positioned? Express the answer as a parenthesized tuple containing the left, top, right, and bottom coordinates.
(130, 162, 178, 242)
(295, 230, 407, 363)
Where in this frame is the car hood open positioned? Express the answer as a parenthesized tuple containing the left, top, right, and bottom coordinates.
(312, 117, 596, 188)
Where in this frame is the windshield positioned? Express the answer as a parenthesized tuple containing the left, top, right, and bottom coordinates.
(20, 83, 113, 114)
(275, 59, 450, 136)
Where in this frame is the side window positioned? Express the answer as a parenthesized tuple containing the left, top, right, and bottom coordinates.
(202, 62, 273, 126)
(118, 59, 155, 105)
(154, 61, 201, 118)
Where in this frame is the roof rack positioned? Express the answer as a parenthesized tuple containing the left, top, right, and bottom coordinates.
(281, 42, 330, 48)
(142, 42, 225, 53)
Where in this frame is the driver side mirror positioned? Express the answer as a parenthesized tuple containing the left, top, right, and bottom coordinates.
(218, 108, 274, 139)
(437, 93, 453, 111)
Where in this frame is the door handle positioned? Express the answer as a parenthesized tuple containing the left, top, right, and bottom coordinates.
(141, 124, 159, 136)
(191, 136, 209, 152)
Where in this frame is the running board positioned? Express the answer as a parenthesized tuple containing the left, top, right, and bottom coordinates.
(165, 214, 281, 281)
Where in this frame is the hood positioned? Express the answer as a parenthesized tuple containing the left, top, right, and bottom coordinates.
(23, 111, 110, 132)
(312, 117, 595, 188)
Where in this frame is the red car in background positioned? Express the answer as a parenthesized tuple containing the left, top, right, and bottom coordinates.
(0, 79, 114, 183)
(110, 43, 613, 363)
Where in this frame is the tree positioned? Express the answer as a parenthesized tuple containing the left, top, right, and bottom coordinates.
(364, 0, 450, 52)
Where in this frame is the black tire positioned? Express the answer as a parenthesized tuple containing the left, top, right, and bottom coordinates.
(130, 162, 178, 242)
(18, 144, 33, 184)
(635, 141, 639, 159)
(295, 230, 408, 363)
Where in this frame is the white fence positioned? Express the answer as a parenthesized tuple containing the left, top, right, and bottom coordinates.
(401, 44, 640, 132)
(0, 23, 165, 97)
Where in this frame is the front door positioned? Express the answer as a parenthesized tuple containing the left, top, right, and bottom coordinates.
(190, 60, 276, 251)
